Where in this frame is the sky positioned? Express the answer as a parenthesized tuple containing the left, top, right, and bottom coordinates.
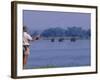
(23, 10, 91, 32)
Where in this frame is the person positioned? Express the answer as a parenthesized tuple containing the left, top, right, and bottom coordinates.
(23, 26, 32, 66)
(23, 26, 41, 66)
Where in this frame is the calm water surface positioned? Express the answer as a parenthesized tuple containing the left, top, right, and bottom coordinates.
(24, 40, 90, 69)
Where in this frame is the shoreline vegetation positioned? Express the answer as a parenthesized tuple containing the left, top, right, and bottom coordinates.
(24, 65, 57, 69)
(29, 26, 90, 42)
(24, 63, 90, 69)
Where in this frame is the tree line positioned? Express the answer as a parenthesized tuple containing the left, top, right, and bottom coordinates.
(40, 27, 90, 39)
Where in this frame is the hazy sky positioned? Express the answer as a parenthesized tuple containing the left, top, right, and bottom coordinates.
(23, 10, 91, 31)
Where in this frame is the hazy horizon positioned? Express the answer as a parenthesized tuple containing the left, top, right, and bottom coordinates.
(23, 10, 91, 31)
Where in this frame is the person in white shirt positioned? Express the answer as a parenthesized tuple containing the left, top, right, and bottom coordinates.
(23, 26, 32, 65)
(23, 26, 41, 66)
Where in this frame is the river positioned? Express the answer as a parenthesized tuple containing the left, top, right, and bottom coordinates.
(24, 39, 90, 69)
